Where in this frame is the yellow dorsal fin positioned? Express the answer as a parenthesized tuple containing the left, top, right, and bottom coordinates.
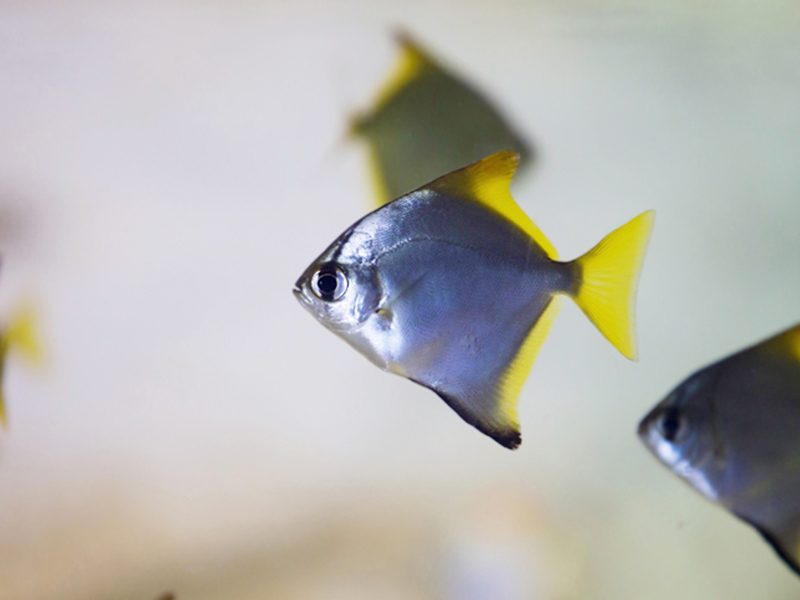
(787, 325, 800, 361)
(571, 211, 654, 360)
(369, 32, 432, 117)
(497, 296, 562, 431)
(761, 323, 800, 362)
(426, 151, 558, 258)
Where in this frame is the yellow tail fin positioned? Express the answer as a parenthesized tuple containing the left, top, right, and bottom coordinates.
(5, 305, 43, 365)
(572, 211, 654, 360)
(0, 389, 6, 429)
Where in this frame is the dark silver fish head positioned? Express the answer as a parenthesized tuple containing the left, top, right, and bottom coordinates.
(294, 224, 384, 342)
(638, 366, 725, 501)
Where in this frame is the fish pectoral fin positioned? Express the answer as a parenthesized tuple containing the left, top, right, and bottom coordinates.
(424, 151, 558, 259)
(429, 387, 521, 450)
(737, 514, 800, 577)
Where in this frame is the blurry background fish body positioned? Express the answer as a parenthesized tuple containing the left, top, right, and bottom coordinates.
(351, 33, 532, 204)
(639, 324, 800, 576)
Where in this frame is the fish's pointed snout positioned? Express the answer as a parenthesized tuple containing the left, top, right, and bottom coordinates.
(639, 400, 666, 433)
(637, 412, 654, 441)
(292, 277, 312, 309)
(292, 274, 305, 296)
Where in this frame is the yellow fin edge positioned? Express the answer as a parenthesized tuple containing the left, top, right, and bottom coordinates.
(572, 211, 655, 360)
(496, 296, 563, 433)
(760, 323, 800, 362)
(428, 151, 558, 258)
(789, 326, 800, 361)
(369, 33, 431, 117)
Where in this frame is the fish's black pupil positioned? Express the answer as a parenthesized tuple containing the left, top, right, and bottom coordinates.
(660, 407, 682, 442)
(317, 272, 338, 295)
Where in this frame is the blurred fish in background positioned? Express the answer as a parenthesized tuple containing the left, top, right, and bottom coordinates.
(0, 301, 42, 427)
(639, 323, 800, 576)
(350, 32, 533, 205)
(295, 151, 653, 448)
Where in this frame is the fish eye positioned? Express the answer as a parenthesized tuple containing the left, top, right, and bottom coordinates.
(311, 264, 348, 301)
(657, 405, 683, 443)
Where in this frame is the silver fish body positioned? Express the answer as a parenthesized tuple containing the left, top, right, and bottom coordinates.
(296, 152, 653, 448)
(638, 324, 800, 575)
(296, 189, 569, 447)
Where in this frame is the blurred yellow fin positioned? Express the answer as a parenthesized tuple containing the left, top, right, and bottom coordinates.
(0, 389, 6, 429)
(498, 296, 562, 433)
(761, 323, 800, 362)
(781, 324, 800, 361)
(427, 151, 558, 258)
(370, 32, 431, 117)
(5, 305, 43, 365)
(572, 211, 654, 360)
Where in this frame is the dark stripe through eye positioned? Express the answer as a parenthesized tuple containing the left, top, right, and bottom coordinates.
(659, 406, 682, 442)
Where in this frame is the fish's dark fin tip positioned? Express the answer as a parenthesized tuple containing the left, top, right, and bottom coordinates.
(498, 430, 522, 450)
(738, 514, 800, 577)
(390, 30, 435, 67)
(392, 28, 413, 46)
(417, 382, 521, 450)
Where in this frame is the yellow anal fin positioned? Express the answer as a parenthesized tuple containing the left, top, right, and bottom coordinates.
(410, 298, 562, 450)
(498, 296, 562, 431)
(571, 211, 655, 360)
(426, 151, 558, 258)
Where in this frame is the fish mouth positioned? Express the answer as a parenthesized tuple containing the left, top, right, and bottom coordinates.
(637, 408, 657, 441)
(292, 279, 316, 312)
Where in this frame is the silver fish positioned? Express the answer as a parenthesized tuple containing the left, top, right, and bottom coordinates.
(295, 151, 653, 448)
(639, 323, 800, 575)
